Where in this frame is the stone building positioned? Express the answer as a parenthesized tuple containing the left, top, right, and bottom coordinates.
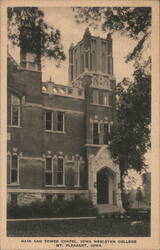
(7, 28, 123, 213)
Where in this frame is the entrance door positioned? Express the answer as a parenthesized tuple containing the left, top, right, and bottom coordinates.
(97, 168, 109, 204)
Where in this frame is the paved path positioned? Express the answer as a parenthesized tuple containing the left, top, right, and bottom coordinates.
(7, 216, 97, 222)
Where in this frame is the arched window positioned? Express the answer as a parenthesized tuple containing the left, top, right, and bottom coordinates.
(90, 53, 92, 70)
(108, 56, 113, 74)
(93, 122, 99, 144)
(85, 51, 89, 69)
(81, 54, 84, 73)
(92, 51, 96, 71)
(45, 156, 53, 186)
(8, 153, 19, 185)
(102, 53, 106, 73)
(56, 157, 64, 185)
(75, 59, 78, 77)
(45, 155, 65, 186)
(11, 94, 21, 127)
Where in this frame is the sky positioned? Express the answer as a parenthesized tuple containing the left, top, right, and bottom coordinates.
(9, 7, 136, 85)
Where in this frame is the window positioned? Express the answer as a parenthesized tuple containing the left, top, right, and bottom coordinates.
(92, 122, 110, 145)
(103, 92, 109, 106)
(108, 56, 113, 74)
(90, 53, 92, 70)
(99, 91, 104, 105)
(70, 65, 73, 81)
(56, 158, 64, 185)
(92, 40, 97, 50)
(45, 111, 64, 132)
(11, 94, 21, 126)
(103, 123, 109, 144)
(75, 59, 78, 77)
(85, 51, 89, 69)
(45, 156, 65, 186)
(102, 53, 106, 73)
(91, 90, 110, 106)
(80, 54, 84, 73)
(56, 112, 64, 131)
(46, 111, 52, 130)
(45, 157, 53, 185)
(92, 89, 99, 104)
(93, 123, 99, 144)
(92, 51, 96, 71)
(109, 93, 113, 106)
(9, 154, 19, 184)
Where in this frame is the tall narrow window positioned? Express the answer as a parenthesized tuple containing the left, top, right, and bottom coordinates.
(90, 53, 92, 70)
(92, 51, 96, 71)
(108, 56, 113, 74)
(10, 154, 18, 184)
(46, 111, 52, 130)
(103, 123, 109, 144)
(92, 89, 99, 104)
(57, 158, 64, 185)
(103, 92, 109, 106)
(93, 122, 99, 144)
(99, 91, 104, 105)
(85, 51, 89, 69)
(109, 93, 113, 106)
(11, 95, 20, 126)
(57, 112, 64, 131)
(102, 53, 106, 73)
(45, 157, 52, 185)
(70, 65, 73, 81)
(75, 59, 78, 77)
(81, 54, 84, 73)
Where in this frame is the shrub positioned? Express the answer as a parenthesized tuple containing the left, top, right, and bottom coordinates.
(7, 195, 98, 219)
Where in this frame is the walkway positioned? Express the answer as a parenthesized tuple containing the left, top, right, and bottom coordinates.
(7, 216, 97, 222)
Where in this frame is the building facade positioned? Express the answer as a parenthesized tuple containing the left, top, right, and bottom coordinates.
(7, 28, 123, 213)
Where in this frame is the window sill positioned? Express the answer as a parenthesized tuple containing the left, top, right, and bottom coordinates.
(85, 144, 109, 148)
(90, 103, 112, 108)
(45, 185, 65, 187)
(8, 125, 22, 129)
(74, 185, 80, 188)
(7, 184, 20, 187)
(45, 130, 65, 134)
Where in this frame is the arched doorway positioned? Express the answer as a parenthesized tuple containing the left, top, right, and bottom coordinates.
(97, 168, 109, 204)
(97, 167, 115, 204)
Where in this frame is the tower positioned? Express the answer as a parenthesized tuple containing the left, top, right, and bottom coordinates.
(68, 28, 116, 148)
(68, 29, 123, 210)
(68, 28, 114, 84)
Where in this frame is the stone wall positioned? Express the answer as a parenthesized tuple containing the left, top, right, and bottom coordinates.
(7, 191, 89, 206)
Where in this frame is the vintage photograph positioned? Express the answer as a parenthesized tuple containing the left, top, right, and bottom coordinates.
(6, 4, 152, 239)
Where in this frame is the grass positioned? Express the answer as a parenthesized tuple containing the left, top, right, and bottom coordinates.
(7, 217, 150, 237)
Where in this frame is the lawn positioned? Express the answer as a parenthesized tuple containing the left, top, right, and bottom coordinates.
(7, 217, 150, 237)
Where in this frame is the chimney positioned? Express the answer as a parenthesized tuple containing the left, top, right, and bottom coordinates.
(20, 49, 41, 71)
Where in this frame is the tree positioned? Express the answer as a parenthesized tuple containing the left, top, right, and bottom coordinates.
(8, 7, 65, 64)
(109, 68, 151, 184)
(142, 172, 151, 207)
(136, 187, 144, 208)
(73, 7, 151, 192)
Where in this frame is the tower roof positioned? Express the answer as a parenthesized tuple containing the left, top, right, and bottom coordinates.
(83, 27, 91, 38)
(106, 33, 112, 40)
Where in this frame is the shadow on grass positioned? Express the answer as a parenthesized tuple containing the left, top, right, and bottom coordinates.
(7, 217, 150, 237)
